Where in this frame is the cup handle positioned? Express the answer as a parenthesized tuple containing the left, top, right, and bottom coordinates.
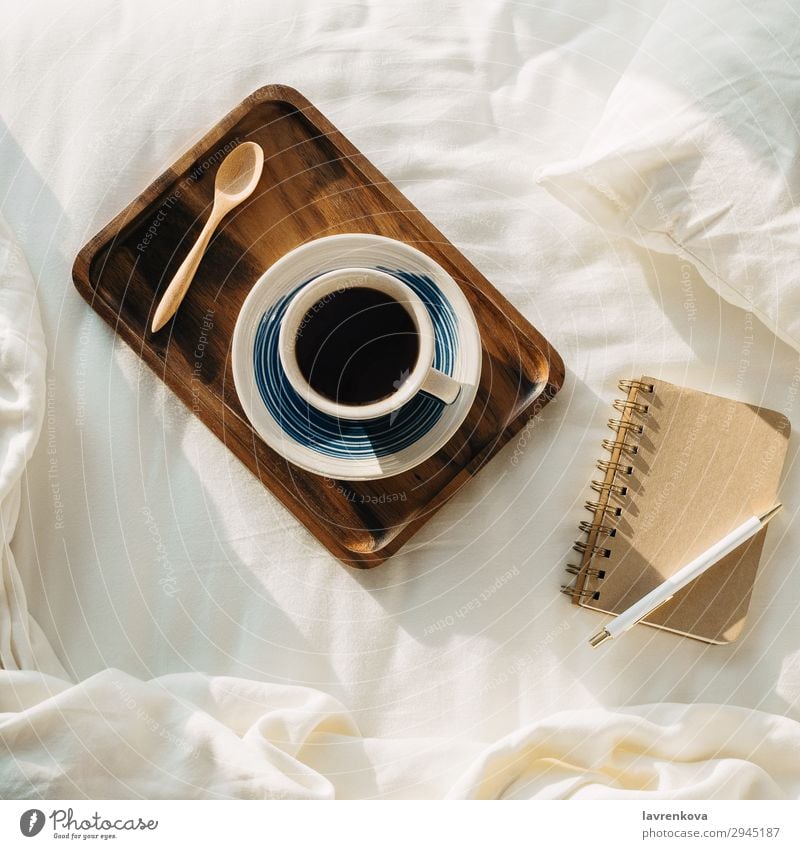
(420, 368, 461, 405)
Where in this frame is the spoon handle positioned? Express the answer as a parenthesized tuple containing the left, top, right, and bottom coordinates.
(151, 212, 221, 332)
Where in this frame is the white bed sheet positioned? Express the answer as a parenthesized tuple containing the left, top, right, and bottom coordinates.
(2, 0, 800, 796)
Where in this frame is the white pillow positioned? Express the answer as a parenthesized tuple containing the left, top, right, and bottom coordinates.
(537, 0, 800, 352)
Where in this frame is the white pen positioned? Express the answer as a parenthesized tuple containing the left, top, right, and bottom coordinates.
(589, 504, 783, 647)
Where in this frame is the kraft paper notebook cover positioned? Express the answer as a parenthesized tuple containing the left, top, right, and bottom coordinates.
(564, 377, 790, 644)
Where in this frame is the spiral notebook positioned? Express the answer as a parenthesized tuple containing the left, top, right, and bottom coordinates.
(564, 377, 790, 644)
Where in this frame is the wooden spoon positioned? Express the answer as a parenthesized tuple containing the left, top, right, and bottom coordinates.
(151, 141, 264, 332)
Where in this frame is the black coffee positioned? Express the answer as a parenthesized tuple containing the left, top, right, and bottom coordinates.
(294, 286, 419, 406)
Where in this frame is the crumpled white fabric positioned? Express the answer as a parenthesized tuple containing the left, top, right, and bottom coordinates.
(537, 0, 800, 352)
(0, 214, 66, 678)
(3, 668, 800, 799)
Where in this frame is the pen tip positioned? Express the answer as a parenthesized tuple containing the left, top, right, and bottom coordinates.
(758, 503, 783, 524)
(589, 629, 612, 648)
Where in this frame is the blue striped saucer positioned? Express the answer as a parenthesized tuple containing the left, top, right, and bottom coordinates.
(232, 234, 482, 481)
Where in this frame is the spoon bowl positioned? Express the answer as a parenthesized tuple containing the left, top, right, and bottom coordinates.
(214, 142, 264, 201)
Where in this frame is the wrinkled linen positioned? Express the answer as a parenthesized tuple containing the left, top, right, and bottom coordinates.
(3, 669, 800, 799)
(538, 0, 800, 352)
(1, 0, 800, 799)
(0, 215, 66, 679)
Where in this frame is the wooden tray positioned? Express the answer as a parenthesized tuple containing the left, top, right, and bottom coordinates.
(72, 85, 565, 568)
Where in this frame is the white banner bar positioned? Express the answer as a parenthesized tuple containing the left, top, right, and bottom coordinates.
(1, 800, 798, 848)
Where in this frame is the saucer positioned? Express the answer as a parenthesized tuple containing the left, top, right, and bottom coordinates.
(231, 234, 482, 480)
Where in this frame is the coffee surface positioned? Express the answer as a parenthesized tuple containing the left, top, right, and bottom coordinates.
(294, 286, 420, 406)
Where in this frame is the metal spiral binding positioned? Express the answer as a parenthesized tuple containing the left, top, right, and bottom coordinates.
(585, 499, 622, 517)
(565, 563, 607, 578)
(597, 459, 633, 475)
(618, 379, 655, 393)
(563, 378, 655, 603)
(573, 539, 612, 558)
(561, 584, 600, 598)
(578, 519, 615, 536)
(590, 479, 628, 497)
(612, 398, 650, 415)
(601, 438, 639, 455)
(607, 417, 644, 435)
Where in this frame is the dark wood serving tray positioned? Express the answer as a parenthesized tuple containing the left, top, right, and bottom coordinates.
(73, 85, 565, 568)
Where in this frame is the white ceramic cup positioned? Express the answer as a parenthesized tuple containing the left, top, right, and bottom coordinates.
(278, 267, 461, 420)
